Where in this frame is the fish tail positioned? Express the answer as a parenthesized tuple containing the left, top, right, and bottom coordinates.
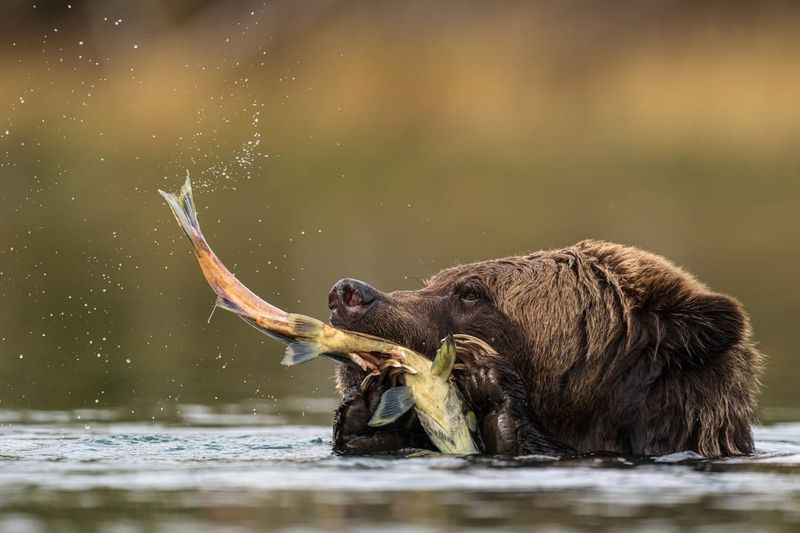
(158, 175, 205, 247)
(160, 175, 295, 342)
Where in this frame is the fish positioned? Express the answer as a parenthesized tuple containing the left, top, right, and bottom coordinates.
(158, 177, 482, 455)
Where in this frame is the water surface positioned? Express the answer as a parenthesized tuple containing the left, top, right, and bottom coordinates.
(2, 407, 800, 532)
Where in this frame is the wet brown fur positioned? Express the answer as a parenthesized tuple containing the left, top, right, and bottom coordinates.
(332, 240, 763, 457)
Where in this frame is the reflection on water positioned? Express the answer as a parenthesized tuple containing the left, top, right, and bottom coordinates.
(2, 407, 800, 532)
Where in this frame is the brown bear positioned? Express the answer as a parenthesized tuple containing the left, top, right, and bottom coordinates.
(329, 240, 763, 457)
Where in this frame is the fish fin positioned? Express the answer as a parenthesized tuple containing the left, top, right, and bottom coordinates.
(282, 341, 320, 366)
(214, 294, 242, 314)
(368, 386, 414, 427)
(431, 334, 456, 379)
(287, 313, 325, 338)
(158, 175, 204, 245)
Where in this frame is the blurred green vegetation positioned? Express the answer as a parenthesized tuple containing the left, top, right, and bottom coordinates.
(1, 0, 798, 418)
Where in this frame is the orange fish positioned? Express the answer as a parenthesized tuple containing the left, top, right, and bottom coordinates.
(159, 177, 482, 454)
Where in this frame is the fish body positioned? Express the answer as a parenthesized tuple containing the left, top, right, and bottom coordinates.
(367, 335, 479, 454)
(159, 177, 479, 455)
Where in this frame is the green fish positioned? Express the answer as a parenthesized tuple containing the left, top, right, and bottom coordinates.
(159, 177, 480, 455)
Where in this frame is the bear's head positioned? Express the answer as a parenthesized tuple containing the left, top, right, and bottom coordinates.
(330, 240, 761, 456)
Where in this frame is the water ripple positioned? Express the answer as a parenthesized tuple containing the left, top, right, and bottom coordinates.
(2, 414, 800, 531)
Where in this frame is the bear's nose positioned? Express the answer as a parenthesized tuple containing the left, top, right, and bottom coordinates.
(328, 278, 379, 322)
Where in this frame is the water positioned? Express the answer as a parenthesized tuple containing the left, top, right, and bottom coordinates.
(2, 408, 800, 532)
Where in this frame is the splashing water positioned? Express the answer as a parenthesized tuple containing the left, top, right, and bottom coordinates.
(167, 83, 268, 193)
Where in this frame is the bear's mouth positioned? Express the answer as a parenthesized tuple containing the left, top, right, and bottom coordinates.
(328, 313, 378, 339)
(327, 280, 442, 453)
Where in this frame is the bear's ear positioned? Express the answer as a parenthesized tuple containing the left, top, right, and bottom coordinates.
(643, 290, 746, 365)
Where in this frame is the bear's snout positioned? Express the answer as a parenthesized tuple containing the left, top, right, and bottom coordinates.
(329, 278, 380, 325)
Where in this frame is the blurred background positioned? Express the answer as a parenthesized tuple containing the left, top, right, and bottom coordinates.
(1, 0, 799, 423)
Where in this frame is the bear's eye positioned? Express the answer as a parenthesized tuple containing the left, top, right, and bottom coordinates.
(461, 291, 480, 302)
(457, 282, 484, 303)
